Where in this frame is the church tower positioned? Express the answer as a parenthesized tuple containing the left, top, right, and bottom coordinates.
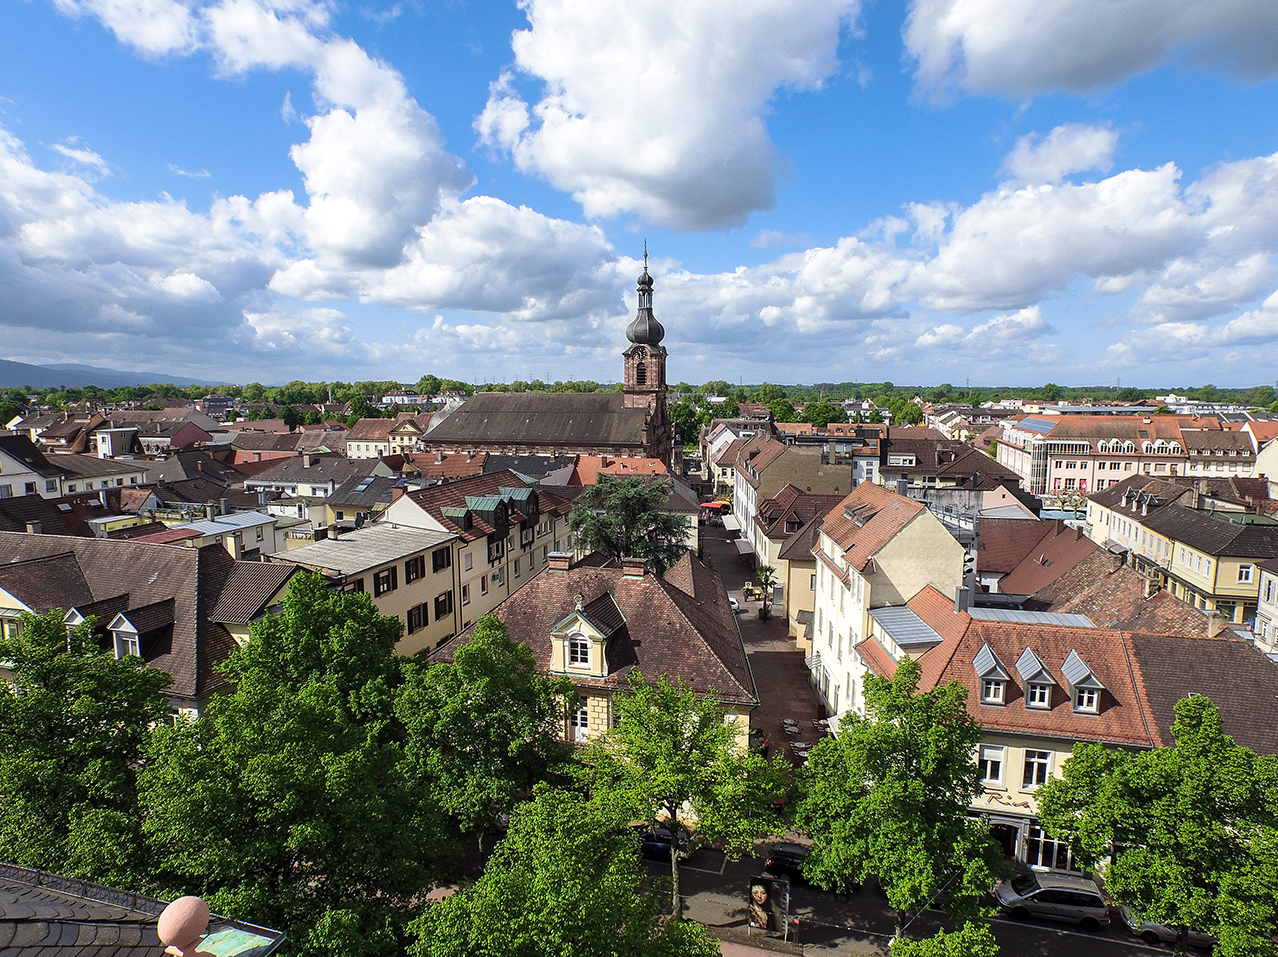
(623, 251, 673, 464)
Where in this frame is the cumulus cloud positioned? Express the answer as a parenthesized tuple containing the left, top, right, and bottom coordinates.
(905, 0, 1278, 100)
(477, 0, 860, 230)
(1001, 124, 1117, 185)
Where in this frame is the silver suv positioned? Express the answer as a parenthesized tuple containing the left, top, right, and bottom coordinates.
(995, 872, 1110, 930)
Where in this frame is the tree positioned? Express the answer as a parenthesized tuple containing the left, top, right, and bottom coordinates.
(0, 609, 171, 887)
(766, 399, 796, 422)
(568, 475, 690, 576)
(985, 439, 998, 459)
(757, 382, 786, 405)
(139, 574, 457, 957)
(396, 616, 578, 847)
(754, 564, 777, 619)
(795, 659, 1004, 941)
(409, 786, 719, 957)
(889, 922, 999, 957)
(585, 671, 788, 917)
(802, 399, 844, 428)
(1037, 695, 1278, 956)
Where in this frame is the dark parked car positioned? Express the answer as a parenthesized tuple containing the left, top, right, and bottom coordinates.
(635, 824, 693, 861)
(764, 842, 809, 879)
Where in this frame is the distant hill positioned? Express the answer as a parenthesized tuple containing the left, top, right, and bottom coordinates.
(0, 359, 210, 389)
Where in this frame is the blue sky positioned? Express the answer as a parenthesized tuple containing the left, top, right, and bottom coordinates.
(3, 0, 1278, 388)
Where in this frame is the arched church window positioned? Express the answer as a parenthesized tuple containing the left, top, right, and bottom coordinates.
(635, 362, 646, 385)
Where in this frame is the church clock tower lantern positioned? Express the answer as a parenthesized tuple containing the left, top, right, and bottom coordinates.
(622, 249, 673, 464)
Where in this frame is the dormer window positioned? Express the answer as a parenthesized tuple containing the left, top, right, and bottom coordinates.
(113, 627, 140, 659)
(1062, 649, 1104, 715)
(1016, 647, 1057, 709)
(569, 634, 590, 667)
(974, 643, 1010, 707)
(981, 678, 1006, 704)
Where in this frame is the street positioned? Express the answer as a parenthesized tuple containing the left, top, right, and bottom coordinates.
(692, 523, 1171, 957)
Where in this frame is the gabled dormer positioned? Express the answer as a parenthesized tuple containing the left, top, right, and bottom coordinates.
(548, 592, 626, 679)
(973, 642, 1010, 706)
(1015, 646, 1056, 710)
(1061, 649, 1104, 714)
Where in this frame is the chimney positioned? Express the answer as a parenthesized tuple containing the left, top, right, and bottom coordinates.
(1144, 575, 1157, 599)
(435, 449, 444, 464)
(205, 504, 216, 520)
(622, 557, 647, 579)
(329, 524, 342, 540)
(548, 551, 573, 571)
(954, 585, 971, 613)
(220, 497, 229, 515)
(303, 453, 314, 468)
(1110, 549, 1124, 571)
(895, 478, 909, 497)
(392, 485, 406, 503)
(25, 521, 40, 535)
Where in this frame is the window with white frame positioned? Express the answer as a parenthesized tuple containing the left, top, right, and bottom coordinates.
(978, 745, 1004, 785)
(1022, 750, 1051, 789)
(480, 575, 489, 595)
(1073, 686, 1100, 713)
(981, 678, 1006, 705)
(569, 634, 590, 667)
(113, 629, 140, 659)
(571, 705, 589, 742)
(1239, 564, 1254, 583)
(1027, 683, 1052, 709)
(461, 583, 470, 605)
(464, 552, 473, 571)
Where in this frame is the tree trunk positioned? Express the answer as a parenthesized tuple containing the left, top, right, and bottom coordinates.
(670, 839, 681, 920)
(894, 908, 908, 941)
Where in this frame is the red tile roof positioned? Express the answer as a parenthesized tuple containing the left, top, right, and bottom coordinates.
(818, 483, 926, 573)
(998, 524, 1099, 595)
(570, 455, 668, 485)
(435, 552, 757, 706)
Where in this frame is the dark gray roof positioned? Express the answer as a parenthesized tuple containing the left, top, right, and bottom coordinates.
(1129, 634, 1278, 755)
(427, 392, 649, 449)
(869, 605, 944, 648)
(0, 496, 74, 535)
(0, 552, 93, 612)
(1142, 503, 1278, 559)
(326, 474, 399, 509)
(145, 451, 245, 484)
(208, 563, 296, 624)
(0, 862, 285, 957)
(482, 454, 579, 479)
(48, 453, 148, 478)
(244, 454, 373, 487)
(0, 434, 62, 477)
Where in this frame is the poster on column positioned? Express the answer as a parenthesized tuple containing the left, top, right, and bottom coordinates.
(747, 877, 790, 932)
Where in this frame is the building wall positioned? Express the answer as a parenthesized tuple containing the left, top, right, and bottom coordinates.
(784, 558, 817, 651)
(1255, 566, 1278, 653)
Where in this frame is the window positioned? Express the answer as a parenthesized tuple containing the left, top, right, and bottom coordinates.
(464, 552, 473, 571)
(432, 547, 452, 573)
(1073, 687, 1099, 713)
(24, 482, 36, 495)
(373, 566, 398, 596)
(981, 678, 1006, 705)
(434, 591, 453, 619)
(0, 485, 12, 498)
(571, 705, 589, 742)
(569, 634, 590, 666)
(256, 527, 264, 541)
(480, 575, 489, 596)
(520, 526, 535, 547)
(113, 630, 140, 659)
(405, 555, 426, 583)
(461, 583, 470, 605)
(978, 745, 1004, 785)
(407, 604, 425, 634)
(1025, 826, 1080, 872)
(1023, 750, 1051, 789)
(1265, 579, 1275, 603)
(513, 558, 520, 579)
(810, 573, 817, 590)
(343, 578, 365, 594)
(1239, 564, 1254, 583)
(488, 539, 504, 563)
(45, 480, 57, 492)
(1026, 683, 1051, 708)
(116, 478, 124, 486)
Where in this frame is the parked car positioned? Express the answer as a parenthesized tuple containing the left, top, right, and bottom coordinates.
(764, 842, 809, 880)
(1118, 906, 1216, 948)
(634, 824, 694, 862)
(995, 872, 1111, 930)
(729, 596, 741, 612)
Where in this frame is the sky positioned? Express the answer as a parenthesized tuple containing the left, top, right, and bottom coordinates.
(3, 1, 1278, 388)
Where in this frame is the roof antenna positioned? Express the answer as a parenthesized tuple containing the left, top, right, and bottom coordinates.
(643, 239, 648, 272)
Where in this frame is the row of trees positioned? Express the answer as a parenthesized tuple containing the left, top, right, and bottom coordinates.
(4, 566, 1274, 956)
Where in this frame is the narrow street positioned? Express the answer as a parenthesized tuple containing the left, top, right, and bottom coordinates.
(690, 522, 1161, 957)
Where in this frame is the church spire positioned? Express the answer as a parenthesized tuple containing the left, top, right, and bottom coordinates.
(626, 242, 665, 346)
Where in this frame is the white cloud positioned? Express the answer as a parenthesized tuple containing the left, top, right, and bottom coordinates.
(477, 0, 861, 230)
(905, 0, 1278, 100)
(51, 0, 200, 56)
(1001, 124, 1117, 185)
(914, 306, 1052, 354)
(50, 140, 112, 178)
(168, 162, 211, 178)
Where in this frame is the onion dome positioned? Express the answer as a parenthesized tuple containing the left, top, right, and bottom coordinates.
(626, 263, 665, 346)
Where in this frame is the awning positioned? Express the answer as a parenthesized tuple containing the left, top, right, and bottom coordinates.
(722, 515, 740, 531)
(734, 539, 754, 555)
